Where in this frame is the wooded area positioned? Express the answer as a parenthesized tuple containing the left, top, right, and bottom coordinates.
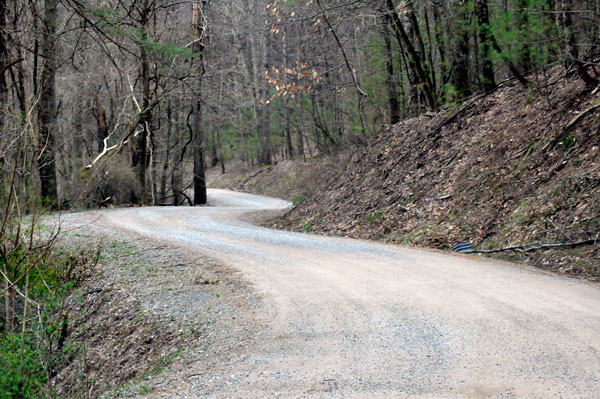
(0, 0, 599, 209)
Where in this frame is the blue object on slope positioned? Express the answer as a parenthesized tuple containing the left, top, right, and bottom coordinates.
(452, 242, 472, 253)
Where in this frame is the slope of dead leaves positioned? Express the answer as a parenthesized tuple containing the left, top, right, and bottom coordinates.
(274, 69, 599, 280)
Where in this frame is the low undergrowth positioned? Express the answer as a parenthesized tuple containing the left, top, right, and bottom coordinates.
(0, 232, 100, 398)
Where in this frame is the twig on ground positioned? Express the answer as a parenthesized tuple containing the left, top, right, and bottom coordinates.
(470, 238, 598, 254)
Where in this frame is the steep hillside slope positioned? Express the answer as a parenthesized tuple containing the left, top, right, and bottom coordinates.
(274, 70, 599, 280)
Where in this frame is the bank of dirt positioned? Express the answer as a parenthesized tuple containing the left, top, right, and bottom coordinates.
(212, 69, 599, 281)
(207, 153, 349, 205)
(48, 220, 258, 398)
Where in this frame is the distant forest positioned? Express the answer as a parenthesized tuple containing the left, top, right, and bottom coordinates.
(1, 0, 599, 208)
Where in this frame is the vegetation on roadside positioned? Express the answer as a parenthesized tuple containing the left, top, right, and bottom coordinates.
(0, 178, 101, 398)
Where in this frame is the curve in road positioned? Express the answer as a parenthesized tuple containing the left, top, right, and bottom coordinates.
(66, 189, 600, 398)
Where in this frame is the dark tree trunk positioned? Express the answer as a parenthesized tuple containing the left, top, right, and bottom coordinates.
(516, 0, 532, 72)
(476, 0, 497, 91)
(386, 0, 437, 111)
(296, 95, 305, 159)
(210, 131, 219, 167)
(0, 0, 6, 119)
(258, 35, 272, 165)
(39, 0, 58, 207)
(432, 0, 448, 89)
(172, 103, 182, 206)
(285, 107, 294, 159)
(382, 17, 400, 124)
(453, 3, 472, 98)
(0, 0, 5, 193)
(283, 30, 294, 159)
(559, 0, 598, 86)
(192, 0, 207, 205)
(96, 96, 107, 152)
(137, 45, 150, 205)
(134, 2, 152, 205)
(193, 86, 206, 205)
(159, 99, 171, 203)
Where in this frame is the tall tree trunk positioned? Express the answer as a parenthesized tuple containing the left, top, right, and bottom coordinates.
(39, 0, 58, 207)
(283, 27, 294, 158)
(453, 3, 472, 98)
(474, 0, 529, 89)
(386, 0, 437, 111)
(171, 97, 183, 206)
(0, 0, 7, 133)
(382, 17, 400, 124)
(558, 0, 598, 86)
(96, 96, 107, 152)
(475, 0, 496, 91)
(296, 95, 305, 160)
(136, 3, 152, 205)
(257, 33, 272, 165)
(193, 82, 206, 205)
(432, 0, 448, 90)
(516, 0, 532, 72)
(192, 0, 207, 205)
(210, 131, 219, 167)
(159, 99, 171, 203)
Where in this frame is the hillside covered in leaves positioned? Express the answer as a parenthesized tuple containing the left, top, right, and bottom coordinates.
(272, 69, 599, 280)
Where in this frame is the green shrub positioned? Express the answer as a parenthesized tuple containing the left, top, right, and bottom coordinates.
(292, 194, 304, 206)
(0, 334, 47, 399)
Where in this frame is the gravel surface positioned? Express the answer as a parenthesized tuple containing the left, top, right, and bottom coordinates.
(59, 189, 600, 398)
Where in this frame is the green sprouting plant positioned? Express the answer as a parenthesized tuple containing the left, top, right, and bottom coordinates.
(367, 210, 385, 223)
(139, 384, 154, 395)
(560, 135, 575, 152)
(292, 194, 304, 206)
(303, 220, 313, 233)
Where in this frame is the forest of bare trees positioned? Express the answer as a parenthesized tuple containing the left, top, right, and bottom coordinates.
(1, 0, 599, 209)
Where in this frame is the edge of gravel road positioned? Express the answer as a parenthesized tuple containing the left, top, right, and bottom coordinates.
(50, 214, 266, 398)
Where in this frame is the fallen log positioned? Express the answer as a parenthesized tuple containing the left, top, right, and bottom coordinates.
(470, 238, 597, 254)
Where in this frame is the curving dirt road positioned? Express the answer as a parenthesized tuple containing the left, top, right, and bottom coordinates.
(65, 189, 600, 398)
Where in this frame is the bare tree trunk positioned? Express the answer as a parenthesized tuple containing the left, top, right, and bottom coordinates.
(516, 0, 532, 72)
(39, 0, 58, 207)
(382, 17, 400, 124)
(453, 3, 472, 98)
(432, 0, 448, 94)
(283, 27, 294, 159)
(476, 0, 497, 91)
(0, 0, 7, 135)
(473, 0, 529, 89)
(192, 0, 207, 205)
(193, 84, 206, 205)
(386, 0, 437, 111)
(159, 99, 171, 203)
(296, 95, 305, 160)
(210, 131, 219, 167)
(96, 96, 107, 152)
(257, 32, 272, 165)
(171, 90, 184, 205)
(135, 2, 152, 205)
(559, 0, 598, 86)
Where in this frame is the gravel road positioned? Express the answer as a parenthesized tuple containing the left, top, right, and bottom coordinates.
(62, 189, 600, 398)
